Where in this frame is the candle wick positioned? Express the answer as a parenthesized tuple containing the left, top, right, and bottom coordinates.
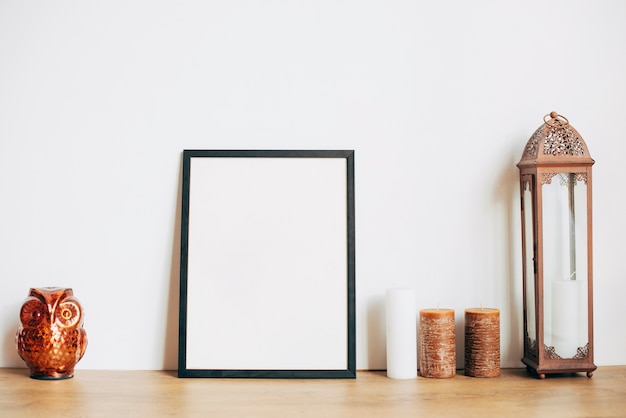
(436, 303, 440, 311)
(480, 303, 483, 310)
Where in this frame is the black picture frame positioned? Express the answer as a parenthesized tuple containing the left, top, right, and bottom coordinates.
(178, 150, 355, 378)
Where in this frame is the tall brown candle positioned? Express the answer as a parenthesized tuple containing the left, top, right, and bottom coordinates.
(464, 308, 500, 377)
(419, 309, 456, 378)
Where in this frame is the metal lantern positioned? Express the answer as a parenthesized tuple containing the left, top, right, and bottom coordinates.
(517, 112, 597, 379)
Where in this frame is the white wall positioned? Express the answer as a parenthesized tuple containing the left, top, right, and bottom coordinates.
(1, 0, 625, 371)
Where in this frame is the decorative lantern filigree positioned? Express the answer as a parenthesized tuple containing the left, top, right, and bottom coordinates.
(517, 112, 597, 378)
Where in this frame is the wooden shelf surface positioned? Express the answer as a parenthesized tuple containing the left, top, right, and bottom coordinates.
(1, 367, 625, 417)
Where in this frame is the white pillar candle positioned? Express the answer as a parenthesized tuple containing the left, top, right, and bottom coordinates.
(552, 280, 582, 358)
(385, 288, 417, 379)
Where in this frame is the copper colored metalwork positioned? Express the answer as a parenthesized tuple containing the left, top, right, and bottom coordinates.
(16, 287, 88, 379)
(517, 112, 597, 379)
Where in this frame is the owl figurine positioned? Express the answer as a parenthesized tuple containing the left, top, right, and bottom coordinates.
(16, 287, 87, 379)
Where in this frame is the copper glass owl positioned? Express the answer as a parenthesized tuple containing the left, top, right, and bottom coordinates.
(16, 287, 87, 379)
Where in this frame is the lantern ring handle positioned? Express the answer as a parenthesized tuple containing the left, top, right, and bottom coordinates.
(544, 111, 569, 127)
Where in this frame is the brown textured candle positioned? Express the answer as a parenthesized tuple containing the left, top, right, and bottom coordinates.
(419, 309, 456, 378)
(464, 308, 500, 378)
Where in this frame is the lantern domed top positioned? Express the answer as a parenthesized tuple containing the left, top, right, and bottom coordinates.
(518, 112, 594, 168)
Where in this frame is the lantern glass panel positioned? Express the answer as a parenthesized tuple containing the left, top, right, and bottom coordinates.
(522, 179, 536, 346)
(541, 172, 589, 359)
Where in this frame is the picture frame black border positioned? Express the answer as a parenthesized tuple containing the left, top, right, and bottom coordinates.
(177, 149, 356, 378)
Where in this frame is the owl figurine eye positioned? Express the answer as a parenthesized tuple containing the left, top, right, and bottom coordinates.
(19, 298, 48, 327)
(55, 300, 81, 327)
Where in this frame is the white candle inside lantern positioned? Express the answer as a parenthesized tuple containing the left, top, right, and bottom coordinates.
(552, 279, 583, 358)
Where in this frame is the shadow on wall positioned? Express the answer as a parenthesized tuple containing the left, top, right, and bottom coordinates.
(366, 149, 526, 371)
(454, 318, 464, 370)
(2, 302, 24, 368)
(494, 149, 525, 366)
(366, 296, 387, 370)
(162, 154, 183, 371)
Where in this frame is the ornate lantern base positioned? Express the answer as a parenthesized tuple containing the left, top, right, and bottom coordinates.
(522, 343, 596, 379)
